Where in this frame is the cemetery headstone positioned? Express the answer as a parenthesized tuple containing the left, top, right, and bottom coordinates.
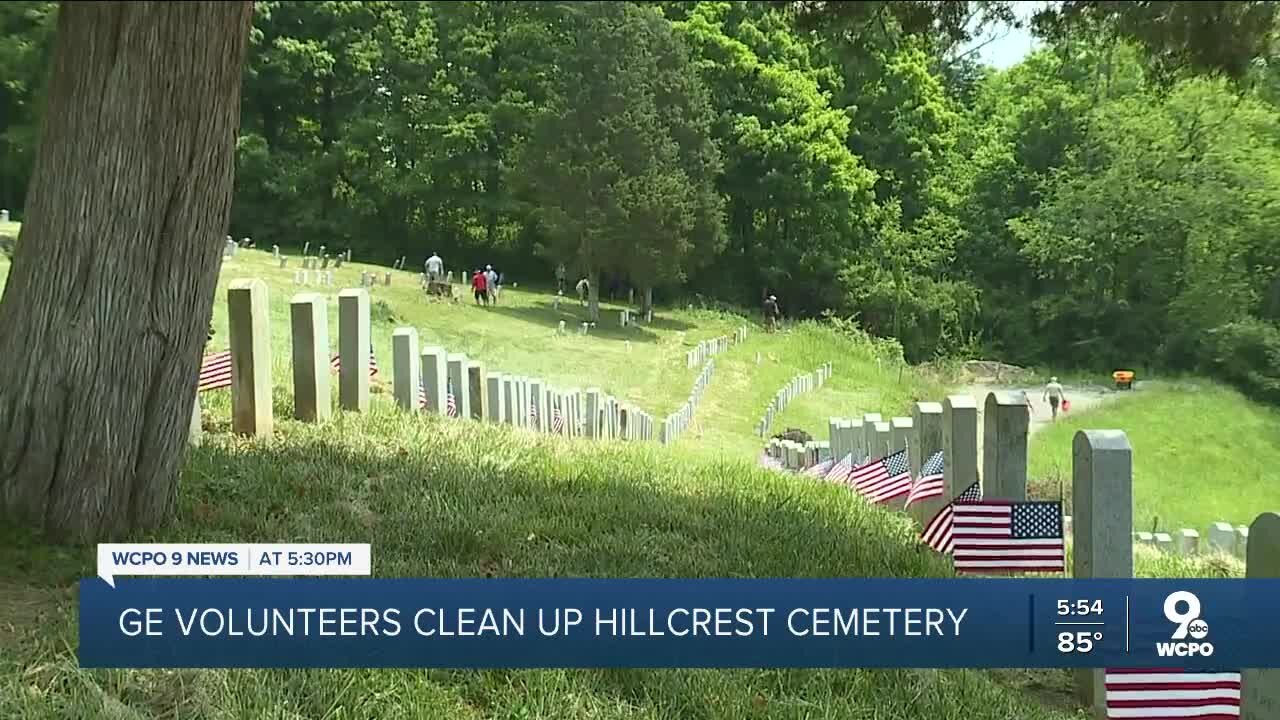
(502, 376, 516, 424)
(289, 293, 331, 423)
(942, 395, 978, 499)
(467, 362, 485, 421)
(446, 354, 470, 419)
(1208, 522, 1235, 554)
(421, 347, 448, 415)
(485, 373, 504, 423)
(982, 391, 1030, 500)
(392, 328, 421, 411)
(338, 288, 371, 412)
(227, 279, 273, 437)
(1177, 529, 1200, 555)
(0, 209, 8, 222)
(1071, 429, 1133, 711)
(890, 417, 913, 453)
(1243, 511, 1280, 720)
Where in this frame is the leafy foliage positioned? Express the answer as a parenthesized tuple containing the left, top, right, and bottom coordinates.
(2, 0, 1279, 400)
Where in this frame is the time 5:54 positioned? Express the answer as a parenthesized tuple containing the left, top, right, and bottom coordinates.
(1057, 599, 1103, 616)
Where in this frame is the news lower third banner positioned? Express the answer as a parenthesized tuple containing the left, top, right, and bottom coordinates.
(79, 576, 1280, 669)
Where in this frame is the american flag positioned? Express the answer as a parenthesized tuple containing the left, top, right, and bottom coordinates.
(529, 401, 538, 422)
(330, 347, 379, 377)
(805, 457, 835, 477)
(849, 450, 912, 504)
(920, 480, 982, 554)
(417, 383, 427, 410)
(198, 350, 232, 392)
(905, 450, 945, 507)
(822, 453, 854, 482)
(1103, 668, 1241, 719)
(551, 402, 565, 433)
(446, 390, 458, 417)
(952, 500, 1065, 574)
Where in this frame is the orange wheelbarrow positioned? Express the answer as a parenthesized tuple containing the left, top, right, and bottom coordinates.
(1113, 370, 1135, 390)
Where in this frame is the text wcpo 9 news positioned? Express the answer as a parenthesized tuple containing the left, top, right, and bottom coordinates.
(80, 543, 1280, 670)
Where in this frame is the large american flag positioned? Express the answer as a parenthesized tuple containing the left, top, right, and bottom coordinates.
(905, 450, 945, 507)
(952, 500, 1065, 574)
(1103, 668, 1241, 719)
(198, 350, 232, 392)
(920, 480, 982, 554)
(849, 450, 912, 504)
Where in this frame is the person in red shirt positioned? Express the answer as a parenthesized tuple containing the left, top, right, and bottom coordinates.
(471, 269, 489, 306)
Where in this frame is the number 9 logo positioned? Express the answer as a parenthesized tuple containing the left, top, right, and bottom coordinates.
(1163, 591, 1201, 640)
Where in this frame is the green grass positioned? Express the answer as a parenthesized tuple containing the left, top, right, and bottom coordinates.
(0, 225, 1260, 718)
(1028, 380, 1280, 532)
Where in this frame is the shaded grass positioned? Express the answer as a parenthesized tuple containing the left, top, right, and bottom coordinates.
(1028, 380, 1280, 532)
(2, 408, 1087, 720)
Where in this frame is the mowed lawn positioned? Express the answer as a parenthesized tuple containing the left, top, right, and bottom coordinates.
(1028, 380, 1280, 532)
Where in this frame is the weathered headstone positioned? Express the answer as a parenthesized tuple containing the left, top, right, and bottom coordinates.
(337, 288, 371, 412)
(279, 257, 287, 269)
(909, 402, 944, 492)
(1177, 528, 1200, 555)
(982, 391, 1030, 501)
(530, 379, 547, 432)
(467, 362, 485, 421)
(384, 272, 392, 286)
(942, 395, 978, 499)
(1071, 429, 1133, 713)
(1208, 522, 1235, 554)
(890, 417, 913, 453)
(421, 346, 448, 416)
(0, 209, 8, 222)
(585, 389, 602, 438)
(227, 279, 273, 437)
(392, 328, 421, 411)
(502, 375, 516, 424)
(1236, 525, 1250, 560)
(1153, 532, 1174, 553)
(289, 293, 331, 423)
(485, 373, 504, 423)
(1242, 511, 1280, 720)
(446, 354, 470, 419)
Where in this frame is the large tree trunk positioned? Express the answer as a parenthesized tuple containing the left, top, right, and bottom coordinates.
(0, 1, 255, 543)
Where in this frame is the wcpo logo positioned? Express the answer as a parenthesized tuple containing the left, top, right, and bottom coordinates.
(1156, 591, 1214, 657)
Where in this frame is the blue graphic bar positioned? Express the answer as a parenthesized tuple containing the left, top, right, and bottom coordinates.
(77, 578, 1280, 669)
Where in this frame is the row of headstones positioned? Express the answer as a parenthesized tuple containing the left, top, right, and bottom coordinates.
(767, 438, 831, 470)
(659, 357, 716, 445)
(292, 270, 335, 287)
(1070, 433, 1277, 717)
(754, 363, 833, 438)
(780, 391, 1275, 718)
(684, 327, 747, 369)
(207, 278, 655, 444)
(826, 412, 917, 467)
(1125, 522, 1251, 561)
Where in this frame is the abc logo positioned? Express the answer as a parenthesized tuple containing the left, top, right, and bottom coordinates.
(1187, 619, 1209, 640)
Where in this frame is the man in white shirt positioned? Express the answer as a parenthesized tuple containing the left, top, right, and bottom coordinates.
(425, 253, 444, 283)
(1043, 376, 1066, 420)
(485, 265, 499, 304)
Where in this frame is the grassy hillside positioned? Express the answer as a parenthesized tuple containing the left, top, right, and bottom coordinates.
(1028, 380, 1280, 532)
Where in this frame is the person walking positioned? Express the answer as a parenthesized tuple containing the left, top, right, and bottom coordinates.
(763, 294, 781, 332)
(485, 265, 499, 305)
(425, 252, 444, 283)
(471, 268, 489, 306)
(575, 277, 590, 307)
(1043, 376, 1066, 420)
(555, 263, 567, 293)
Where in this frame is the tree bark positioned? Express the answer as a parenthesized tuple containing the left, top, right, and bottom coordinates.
(0, 1, 255, 543)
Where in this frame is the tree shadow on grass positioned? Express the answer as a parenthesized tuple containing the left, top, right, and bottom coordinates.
(0, 412, 1078, 719)
(481, 302, 668, 344)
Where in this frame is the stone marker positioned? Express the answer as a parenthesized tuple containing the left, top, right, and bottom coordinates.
(890, 417, 913, 453)
(585, 390, 602, 438)
(486, 373, 504, 423)
(1208, 522, 1235, 554)
(421, 346, 448, 416)
(227, 279, 273, 437)
(531, 379, 547, 432)
(982, 391, 1030, 501)
(446, 354, 470, 419)
(0, 209, 8, 222)
(188, 396, 202, 446)
(289, 293, 331, 423)
(1243, 511, 1280, 720)
(1153, 532, 1174, 553)
(1177, 529, 1200, 555)
(942, 395, 978, 500)
(1236, 525, 1250, 560)
(909, 402, 944, 495)
(466, 362, 485, 421)
(502, 375, 516, 424)
(1135, 531, 1154, 546)
(337, 288, 371, 412)
(1071, 429, 1133, 713)
(279, 257, 287, 269)
(391, 328, 421, 411)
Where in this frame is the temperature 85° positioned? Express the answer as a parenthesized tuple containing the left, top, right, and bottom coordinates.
(1058, 630, 1103, 653)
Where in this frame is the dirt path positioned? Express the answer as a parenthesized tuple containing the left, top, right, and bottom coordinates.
(962, 381, 1128, 439)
